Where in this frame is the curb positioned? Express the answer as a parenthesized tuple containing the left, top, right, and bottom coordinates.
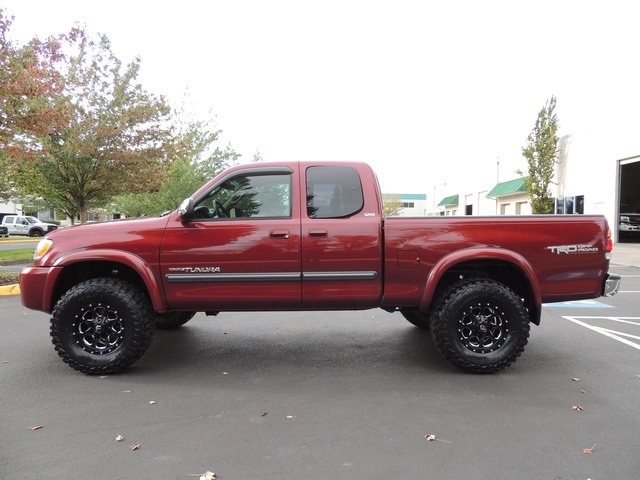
(0, 283, 20, 296)
(0, 238, 40, 243)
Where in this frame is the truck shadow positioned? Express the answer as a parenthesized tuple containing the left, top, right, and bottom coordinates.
(135, 311, 458, 379)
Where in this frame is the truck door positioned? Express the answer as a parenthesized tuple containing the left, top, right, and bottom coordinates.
(160, 167, 301, 311)
(301, 164, 382, 308)
(3, 217, 15, 234)
(12, 217, 28, 235)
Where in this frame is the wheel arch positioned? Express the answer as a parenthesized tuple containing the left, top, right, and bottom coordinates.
(419, 248, 542, 325)
(47, 250, 167, 313)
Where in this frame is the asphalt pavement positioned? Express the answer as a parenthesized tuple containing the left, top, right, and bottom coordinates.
(1, 255, 639, 479)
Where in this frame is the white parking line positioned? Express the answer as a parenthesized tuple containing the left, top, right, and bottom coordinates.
(563, 316, 640, 351)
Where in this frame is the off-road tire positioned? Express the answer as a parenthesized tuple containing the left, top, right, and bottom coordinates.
(50, 278, 155, 374)
(401, 310, 432, 330)
(155, 311, 196, 329)
(430, 279, 530, 373)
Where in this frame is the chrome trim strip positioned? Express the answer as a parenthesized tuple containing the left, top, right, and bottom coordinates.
(302, 271, 378, 281)
(166, 271, 379, 283)
(165, 272, 301, 283)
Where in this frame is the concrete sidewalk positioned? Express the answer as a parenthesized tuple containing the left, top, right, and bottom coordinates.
(1, 243, 638, 297)
(609, 242, 640, 267)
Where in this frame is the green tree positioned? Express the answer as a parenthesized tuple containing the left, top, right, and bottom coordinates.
(251, 149, 264, 163)
(521, 96, 559, 214)
(0, 9, 68, 201)
(113, 109, 240, 217)
(12, 27, 174, 222)
(382, 194, 404, 217)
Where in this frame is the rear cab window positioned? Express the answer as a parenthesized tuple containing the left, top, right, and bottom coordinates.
(306, 166, 364, 219)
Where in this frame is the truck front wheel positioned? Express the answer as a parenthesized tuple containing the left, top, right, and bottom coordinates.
(50, 278, 155, 374)
(430, 279, 530, 373)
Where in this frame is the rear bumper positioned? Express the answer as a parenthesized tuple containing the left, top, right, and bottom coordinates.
(604, 274, 621, 297)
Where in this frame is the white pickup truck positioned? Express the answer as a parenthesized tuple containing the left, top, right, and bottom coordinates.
(0, 215, 58, 237)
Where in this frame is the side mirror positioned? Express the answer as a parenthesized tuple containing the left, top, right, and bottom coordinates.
(178, 198, 195, 220)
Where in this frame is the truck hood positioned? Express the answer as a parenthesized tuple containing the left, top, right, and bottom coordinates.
(39, 215, 172, 266)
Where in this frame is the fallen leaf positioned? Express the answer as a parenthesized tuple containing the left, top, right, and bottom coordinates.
(130, 443, 140, 451)
(572, 378, 580, 382)
(583, 443, 596, 454)
(27, 425, 43, 431)
(572, 405, 584, 411)
(581, 390, 586, 394)
(116, 435, 124, 442)
(149, 400, 156, 405)
(425, 434, 451, 443)
(187, 472, 217, 480)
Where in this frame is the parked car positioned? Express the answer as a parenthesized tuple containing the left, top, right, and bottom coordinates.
(1, 215, 58, 237)
(0, 224, 8, 238)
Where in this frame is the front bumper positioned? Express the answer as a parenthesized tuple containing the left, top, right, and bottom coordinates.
(604, 274, 621, 297)
(19, 266, 63, 312)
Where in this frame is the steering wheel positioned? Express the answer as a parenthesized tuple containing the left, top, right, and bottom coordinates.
(214, 200, 228, 218)
(194, 206, 210, 219)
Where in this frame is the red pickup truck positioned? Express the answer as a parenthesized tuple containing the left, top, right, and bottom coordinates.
(20, 161, 621, 374)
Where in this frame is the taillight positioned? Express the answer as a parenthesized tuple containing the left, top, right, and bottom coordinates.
(605, 229, 613, 255)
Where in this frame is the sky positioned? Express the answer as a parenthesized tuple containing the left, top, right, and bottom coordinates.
(4, 0, 640, 211)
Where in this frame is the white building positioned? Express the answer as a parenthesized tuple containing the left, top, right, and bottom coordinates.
(383, 193, 428, 217)
(433, 135, 639, 242)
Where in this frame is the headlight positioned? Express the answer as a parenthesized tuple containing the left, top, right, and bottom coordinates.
(34, 239, 53, 260)
(620, 216, 630, 223)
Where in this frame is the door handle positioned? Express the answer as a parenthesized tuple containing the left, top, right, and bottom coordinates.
(308, 229, 328, 238)
(269, 230, 290, 239)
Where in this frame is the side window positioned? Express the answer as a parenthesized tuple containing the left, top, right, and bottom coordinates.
(195, 173, 291, 219)
(306, 166, 364, 218)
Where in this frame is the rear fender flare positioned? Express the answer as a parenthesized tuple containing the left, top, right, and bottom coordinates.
(418, 248, 542, 324)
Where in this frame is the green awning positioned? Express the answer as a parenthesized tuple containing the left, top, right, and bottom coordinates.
(487, 177, 528, 198)
(437, 194, 459, 207)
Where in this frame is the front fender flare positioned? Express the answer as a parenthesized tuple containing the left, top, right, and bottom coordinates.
(51, 249, 167, 313)
(418, 248, 542, 324)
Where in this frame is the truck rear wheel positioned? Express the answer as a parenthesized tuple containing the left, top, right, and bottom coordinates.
(155, 311, 196, 329)
(50, 278, 155, 374)
(430, 279, 530, 373)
